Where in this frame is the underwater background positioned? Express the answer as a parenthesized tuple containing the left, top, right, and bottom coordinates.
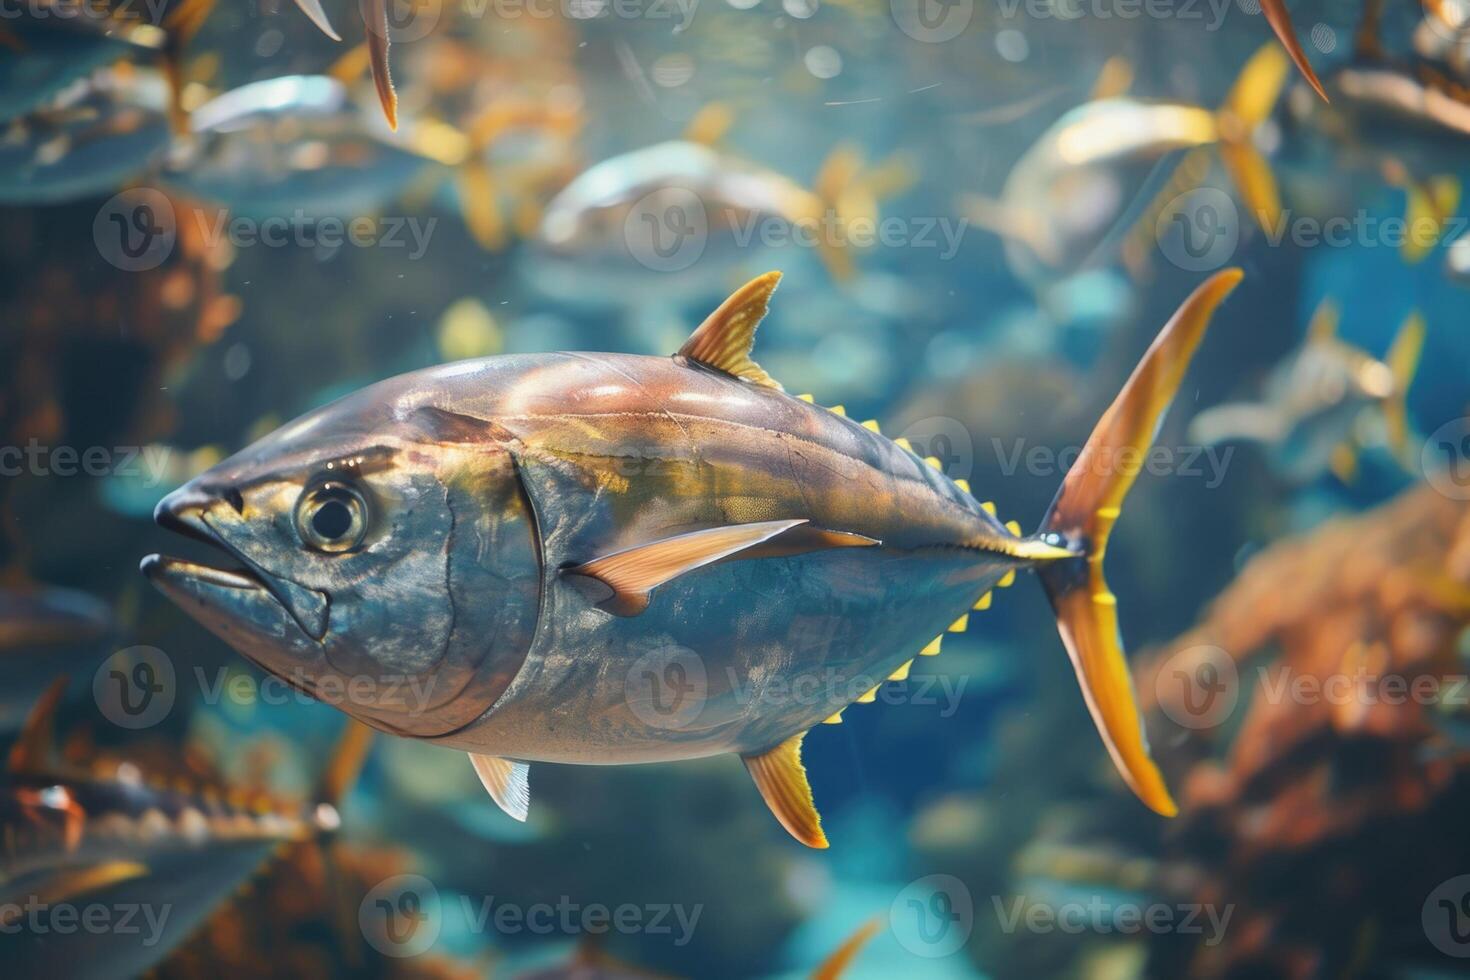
(4, 0, 1470, 976)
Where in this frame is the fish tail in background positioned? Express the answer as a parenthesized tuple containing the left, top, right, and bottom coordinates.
(810, 144, 917, 281)
(1399, 176, 1462, 264)
(1214, 42, 1291, 235)
(809, 917, 882, 980)
(1033, 269, 1244, 818)
(455, 100, 584, 250)
(1259, 0, 1328, 102)
(1383, 310, 1426, 465)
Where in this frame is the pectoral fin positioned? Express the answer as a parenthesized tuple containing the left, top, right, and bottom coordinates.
(742, 732, 827, 848)
(469, 754, 530, 822)
(565, 518, 852, 615)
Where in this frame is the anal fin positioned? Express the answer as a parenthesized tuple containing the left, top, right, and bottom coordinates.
(742, 732, 827, 849)
(469, 754, 530, 822)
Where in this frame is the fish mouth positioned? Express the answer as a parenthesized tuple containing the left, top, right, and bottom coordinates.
(144, 487, 331, 641)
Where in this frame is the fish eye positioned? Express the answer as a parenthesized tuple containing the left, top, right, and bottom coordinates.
(295, 481, 369, 554)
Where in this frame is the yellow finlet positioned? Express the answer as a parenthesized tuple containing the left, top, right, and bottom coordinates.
(857, 685, 879, 704)
(889, 659, 913, 681)
(861, 419, 881, 432)
(997, 569, 1016, 588)
(742, 733, 828, 848)
(924, 456, 943, 470)
(920, 635, 943, 656)
(1004, 519, 1022, 536)
(974, 592, 992, 610)
(798, 393, 815, 402)
(678, 272, 784, 390)
(893, 437, 914, 452)
(981, 501, 997, 516)
(954, 478, 970, 492)
(822, 710, 844, 725)
(829, 405, 847, 416)
(948, 614, 969, 633)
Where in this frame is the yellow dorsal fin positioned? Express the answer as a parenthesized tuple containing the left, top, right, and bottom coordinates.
(742, 733, 827, 848)
(683, 101, 735, 146)
(9, 676, 66, 773)
(889, 659, 913, 681)
(678, 272, 784, 390)
(1090, 55, 1134, 100)
(920, 635, 943, 656)
(974, 591, 993, 610)
(1306, 297, 1339, 344)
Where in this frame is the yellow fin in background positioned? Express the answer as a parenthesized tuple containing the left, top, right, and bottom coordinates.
(810, 918, 883, 980)
(1402, 177, 1461, 264)
(683, 102, 735, 146)
(468, 754, 530, 822)
(678, 271, 784, 390)
(1383, 310, 1426, 461)
(743, 733, 828, 848)
(1329, 441, 1360, 483)
(1306, 296, 1339, 343)
(8, 676, 65, 773)
(1258, 0, 1328, 102)
(1090, 55, 1134, 101)
(1216, 44, 1290, 235)
(564, 519, 807, 616)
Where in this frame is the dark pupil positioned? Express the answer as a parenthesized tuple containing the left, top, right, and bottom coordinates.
(311, 499, 354, 541)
